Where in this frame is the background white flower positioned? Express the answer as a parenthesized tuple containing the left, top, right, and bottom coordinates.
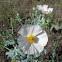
(37, 5, 42, 10)
(17, 24, 48, 55)
(37, 4, 53, 14)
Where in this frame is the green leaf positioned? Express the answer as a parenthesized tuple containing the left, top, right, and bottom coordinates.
(6, 30, 14, 39)
(50, 24, 60, 31)
(16, 13, 23, 25)
(46, 18, 51, 23)
(5, 47, 25, 60)
(4, 40, 15, 47)
(11, 59, 16, 62)
(60, 25, 62, 29)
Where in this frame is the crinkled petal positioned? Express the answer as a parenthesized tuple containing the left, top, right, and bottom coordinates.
(23, 44, 38, 55)
(18, 24, 43, 37)
(18, 25, 27, 36)
(41, 10, 48, 14)
(41, 5, 48, 14)
(43, 5, 48, 8)
(18, 24, 35, 37)
(37, 5, 42, 10)
(36, 31, 48, 46)
(17, 36, 27, 48)
(32, 25, 43, 36)
(33, 43, 44, 53)
(47, 8, 53, 14)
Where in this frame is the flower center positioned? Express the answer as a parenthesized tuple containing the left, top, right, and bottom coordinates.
(47, 11, 48, 13)
(28, 35, 36, 43)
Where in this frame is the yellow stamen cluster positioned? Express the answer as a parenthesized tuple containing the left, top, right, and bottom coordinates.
(47, 11, 48, 13)
(28, 35, 36, 43)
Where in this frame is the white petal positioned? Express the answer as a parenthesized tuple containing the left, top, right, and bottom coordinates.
(18, 24, 34, 37)
(47, 8, 53, 14)
(36, 31, 48, 46)
(33, 43, 44, 53)
(17, 36, 27, 48)
(32, 25, 43, 36)
(23, 44, 39, 55)
(18, 25, 27, 36)
(23, 43, 31, 53)
(43, 5, 48, 8)
(41, 5, 48, 14)
(18, 24, 43, 37)
(41, 10, 48, 14)
(24, 44, 34, 54)
(37, 5, 42, 10)
(26, 24, 34, 37)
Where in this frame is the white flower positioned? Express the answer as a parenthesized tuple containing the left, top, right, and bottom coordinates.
(37, 4, 53, 14)
(37, 5, 43, 10)
(17, 24, 48, 55)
